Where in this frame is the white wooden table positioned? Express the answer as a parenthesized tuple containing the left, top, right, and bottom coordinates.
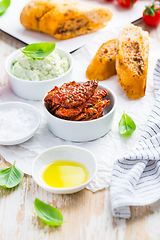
(1, 20, 160, 240)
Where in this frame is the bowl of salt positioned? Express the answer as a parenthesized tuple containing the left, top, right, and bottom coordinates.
(0, 102, 41, 145)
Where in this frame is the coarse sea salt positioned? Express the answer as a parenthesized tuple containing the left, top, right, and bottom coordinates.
(0, 107, 37, 141)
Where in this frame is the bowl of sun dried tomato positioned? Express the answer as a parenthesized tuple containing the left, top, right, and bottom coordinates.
(43, 80, 117, 142)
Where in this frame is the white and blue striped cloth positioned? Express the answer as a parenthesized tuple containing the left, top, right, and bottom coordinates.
(110, 59, 160, 219)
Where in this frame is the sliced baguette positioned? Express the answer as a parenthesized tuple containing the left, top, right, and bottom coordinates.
(20, 0, 113, 40)
(116, 24, 149, 99)
(86, 39, 118, 81)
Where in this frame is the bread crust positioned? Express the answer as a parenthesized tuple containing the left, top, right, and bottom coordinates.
(86, 39, 118, 81)
(20, 0, 113, 40)
(116, 24, 149, 99)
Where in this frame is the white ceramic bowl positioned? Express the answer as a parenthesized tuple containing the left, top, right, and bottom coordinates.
(0, 101, 41, 145)
(43, 82, 117, 142)
(5, 48, 73, 101)
(32, 145, 97, 194)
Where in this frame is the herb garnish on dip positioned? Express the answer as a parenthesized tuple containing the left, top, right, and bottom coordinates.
(11, 42, 69, 81)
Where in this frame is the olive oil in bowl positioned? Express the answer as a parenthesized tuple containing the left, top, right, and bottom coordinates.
(40, 160, 89, 188)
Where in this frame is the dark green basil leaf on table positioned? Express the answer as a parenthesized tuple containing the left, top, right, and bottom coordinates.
(0, 0, 10, 16)
(34, 198, 65, 226)
(0, 161, 24, 188)
(118, 111, 136, 136)
(20, 42, 56, 59)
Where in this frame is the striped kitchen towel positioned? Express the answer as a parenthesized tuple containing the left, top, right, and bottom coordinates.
(110, 59, 160, 219)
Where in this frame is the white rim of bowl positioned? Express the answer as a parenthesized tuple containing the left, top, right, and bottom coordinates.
(43, 83, 117, 124)
(5, 47, 74, 83)
(32, 145, 97, 192)
(0, 101, 41, 145)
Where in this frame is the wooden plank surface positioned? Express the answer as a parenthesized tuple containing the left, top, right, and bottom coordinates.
(1, 20, 160, 240)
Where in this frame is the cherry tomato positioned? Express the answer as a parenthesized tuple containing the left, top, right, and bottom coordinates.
(116, 0, 137, 8)
(142, 4, 160, 27)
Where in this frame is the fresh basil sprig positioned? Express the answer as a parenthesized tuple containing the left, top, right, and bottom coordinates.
(118, 111, 136, 136)
(34, 198, 65, 226)
(0, 161, 24, 188)
(20, 42, 56, 59)
(0, 0, 10, 16)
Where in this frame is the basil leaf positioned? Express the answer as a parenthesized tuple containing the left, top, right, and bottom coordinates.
(118, 111, 136, 136)
(0, 0, 10, 16)
(0, 161, 24, 188)
(20, 42, 56, 59)
(34, 198, 65, 226)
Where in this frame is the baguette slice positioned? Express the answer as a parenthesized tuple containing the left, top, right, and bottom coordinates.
(116, 24, 149, 99)
(20, 0, 113, 40)
(86, 39, 118, 81)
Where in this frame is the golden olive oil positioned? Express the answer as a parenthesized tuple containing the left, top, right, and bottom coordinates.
(42, 160, 89, 188)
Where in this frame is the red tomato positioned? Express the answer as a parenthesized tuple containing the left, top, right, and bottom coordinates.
(142, 5, 160, 27)
(116, 0, 137, 8)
